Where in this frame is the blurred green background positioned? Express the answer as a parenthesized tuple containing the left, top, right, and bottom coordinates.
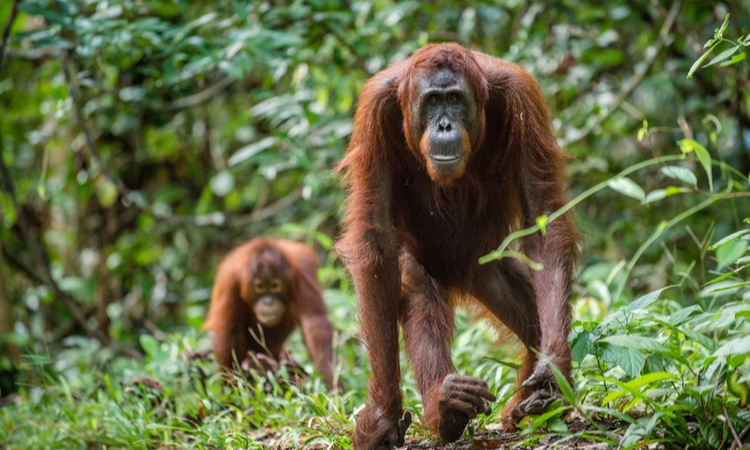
(1, 1, 749, 449)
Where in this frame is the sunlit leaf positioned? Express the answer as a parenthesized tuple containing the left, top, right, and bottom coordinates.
(536, 214, 548, 235)
(716, 240, 749, 267)
(600, 335, 669, 354)
(626, 286, 672, 312)
(721, 52, 746, 66)
(715, 335, 750, 357)
(678, 139, 713, 191)
(709, 229, 750, 250)
(704, 44, 740, 67)
(228, 137, 278, 166)
(688, 43, 718, 78)
(715, 13, 730, 40)
(571, 330, 593, 364)
(667, 305, 702, 325)
(661, 166, 697, 186)
(608, 177, 645, 200)
(642, 187, 690, 205)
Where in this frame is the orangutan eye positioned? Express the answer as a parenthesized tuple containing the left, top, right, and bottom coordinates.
(253, 280, 265, 293)
(429, 95, 439, 105)
(450, 94, 458, 103)
(269, 280, 283, 293)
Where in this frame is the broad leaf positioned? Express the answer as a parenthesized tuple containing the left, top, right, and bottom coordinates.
(715, 335, 750, 356)
(608, 177, 645, 200)
(611, 346, 645, 378)
(667, 305, 702, 325)
(661, 166, 697, 186)
(600, 335, 669, 354)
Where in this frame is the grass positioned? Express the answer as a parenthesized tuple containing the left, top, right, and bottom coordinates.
(3, 274, 750, 449)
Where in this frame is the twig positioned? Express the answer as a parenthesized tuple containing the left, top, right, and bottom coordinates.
(160, 75, 236, 111)
(565, 0, 681, 146)
(738, 422, 750, 443)
(0, 0, 20, 73)
(725, 404, 743, 450)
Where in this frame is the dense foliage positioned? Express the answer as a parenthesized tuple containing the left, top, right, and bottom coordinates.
(1, 1, 749, 449)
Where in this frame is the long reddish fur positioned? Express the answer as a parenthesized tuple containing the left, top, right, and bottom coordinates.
(337, 43, 580, 449)
(204, 238, 337, 390)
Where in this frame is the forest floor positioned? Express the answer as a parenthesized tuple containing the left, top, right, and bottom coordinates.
(255, 413, 624, 450)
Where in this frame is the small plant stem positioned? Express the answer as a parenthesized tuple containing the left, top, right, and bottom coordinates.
(724, 404, 742, 450)
(613, 195, 719, 303)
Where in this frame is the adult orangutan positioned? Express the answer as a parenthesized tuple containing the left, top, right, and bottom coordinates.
(204, 238, 338, 391)
(337, 43, 579, 449)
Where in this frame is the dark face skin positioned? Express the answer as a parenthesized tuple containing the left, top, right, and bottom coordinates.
(247, 267, 289, 328)
(409, 68, 478, 181)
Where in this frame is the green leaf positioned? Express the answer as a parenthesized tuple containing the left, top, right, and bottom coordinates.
(637, 128, 647, 142)
(716, 240, 749, 267)
(688, 43, 718, 78)
(549, 359, 575, 406)
(627, 286, 672, 312)
(678, 139, 713, 191)
(625, 371, 678, 389)
(608, 177, 645, 200)
(709, 229, 750, 250)
(643, 354, 667, 374)
(548, 416, 569, 433)
(714, 335, 750, 357)
(228, 137, 278, 166)
(667, 305, 702, 325)
(706, 263, 750, 286)
(611, 346, 645, 378)
(600, 335, 669, 354)
(704, 44, 741, 67)
(710, 281, 750, 292)
(721, 52, 746, 67)
(642, 187, 690, 204)
(104, 374, 119, 404)
(571, 330, 593, 364)
(139, 334, 160, 358)
(715, 13, 730, 40)
(661, 166, 698, 186)
(522, 405, 570, 434)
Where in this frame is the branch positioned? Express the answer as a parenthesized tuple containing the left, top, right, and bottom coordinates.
(0, 0, 20, 73)
(564, 0, 681, 146)
(159, 75, 236, 111)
